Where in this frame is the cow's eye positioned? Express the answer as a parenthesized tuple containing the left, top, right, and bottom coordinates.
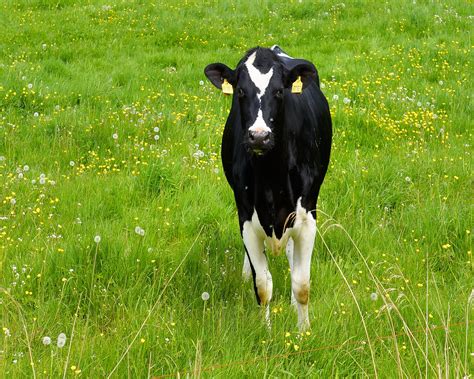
(238, 88, 245, 98)
(275, 89, 284, 99)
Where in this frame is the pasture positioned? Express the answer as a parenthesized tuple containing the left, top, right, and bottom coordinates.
(1, 0, 472, 377)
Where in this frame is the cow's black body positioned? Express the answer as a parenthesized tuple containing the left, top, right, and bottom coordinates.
(221, 47, 332, 237)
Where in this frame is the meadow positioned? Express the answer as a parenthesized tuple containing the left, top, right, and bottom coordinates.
(1, 0, 473, 377)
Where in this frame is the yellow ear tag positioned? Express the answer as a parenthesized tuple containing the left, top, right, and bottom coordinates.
(291, 76, 303, 94)
(222, 79, 233, 95)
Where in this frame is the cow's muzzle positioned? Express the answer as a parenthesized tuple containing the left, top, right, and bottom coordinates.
(248, 130, 272, 154)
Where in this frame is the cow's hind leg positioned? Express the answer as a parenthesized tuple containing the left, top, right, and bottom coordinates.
(242, 221, 273, 327)
(242, 253, 252, 281)
(285, 238, 297, 307)
(292, 201, 316, 331)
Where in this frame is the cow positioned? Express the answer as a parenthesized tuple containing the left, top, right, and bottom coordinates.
(204, 45, 332, 331)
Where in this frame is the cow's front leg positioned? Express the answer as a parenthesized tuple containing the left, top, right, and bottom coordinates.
(292, 203, 316, 331)
(242, 220, 273, 327)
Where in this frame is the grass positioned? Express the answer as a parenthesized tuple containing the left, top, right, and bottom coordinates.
(1, 0, 473, 377)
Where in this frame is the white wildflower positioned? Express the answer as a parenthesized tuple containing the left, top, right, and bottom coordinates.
(94, 235, 101, 243)
(201, 292, 210, 301)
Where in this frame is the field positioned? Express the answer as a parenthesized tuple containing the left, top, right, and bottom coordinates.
(1, 0, 473, 377)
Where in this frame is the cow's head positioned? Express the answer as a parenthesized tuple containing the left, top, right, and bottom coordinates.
(205, 47, 318, 155)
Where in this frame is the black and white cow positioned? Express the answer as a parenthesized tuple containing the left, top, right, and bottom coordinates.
(204, 46, 332, 330)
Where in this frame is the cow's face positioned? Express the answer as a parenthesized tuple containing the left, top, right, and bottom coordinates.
(205, 47, 317, 156)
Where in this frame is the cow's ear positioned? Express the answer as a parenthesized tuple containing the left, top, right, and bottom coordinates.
(284, 60, 319, 91)
(204, 63, 235, 89)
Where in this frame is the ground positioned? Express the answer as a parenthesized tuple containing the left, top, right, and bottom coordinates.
(1, 0, 473, 377)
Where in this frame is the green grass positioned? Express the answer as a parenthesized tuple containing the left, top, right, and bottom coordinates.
(1, 0, 473, 377)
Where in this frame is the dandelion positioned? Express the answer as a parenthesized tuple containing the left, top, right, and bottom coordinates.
(154, 135, 159, 141)
(57, 333, 67, 348)
(320, 82, 326, 89)
(201, 292, 210, 301)
(135, 226, 145, 236)
(69, 161, 75, 167)
(112, 133, 118, 140)
(140, 338, 145, 343)
(405, 176, 411, 183)
(42, 43, 47, 50)
(193, 150, 205, 159)
(199, 80, 204, 86)
(3, 327, 11, 337)
(10, 198, 16, 205)
(333, 94, 339, 101)
(27, 83, 33, 89)
(18, 172, 24, 179)
(33, 112, 39, 117)
(343, 97, 351, 105)
(153, 126, 160, 133)
(23, 165, 30, 171)
(439, 80, 444, 85)
(94, 235, 101, 243)
(370, 292, 378, 301)
(0, 156, 5, 161)
(42, 336, 51, 345)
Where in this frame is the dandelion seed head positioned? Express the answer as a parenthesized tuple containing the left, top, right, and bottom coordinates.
(154, 134, 159, 141)
(42, 336, 51, 345)
(94, 235, 101, 243)
(27, 83, 33, 89)
(57, 333, 66, 348)
(23, 165, 30, 172)
(333, 94, 339, 101)
(370, 292, 378, 301)
(201, 292, 210, 301)
(153, 126, 160, 133)
(69, 161, 75, 167)
(112, 133, 118, 140)
(33, 112, 39, 117)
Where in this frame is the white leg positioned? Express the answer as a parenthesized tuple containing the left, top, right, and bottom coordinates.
(291, 201, 316, 331)
(242, 253, 252, 281)
(286, 238, 297, 307)
(242, 219, 273, 310)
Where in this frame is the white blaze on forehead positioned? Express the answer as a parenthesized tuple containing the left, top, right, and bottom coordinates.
(245, 51, 274, 133)
(245, 52, 274, 100)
